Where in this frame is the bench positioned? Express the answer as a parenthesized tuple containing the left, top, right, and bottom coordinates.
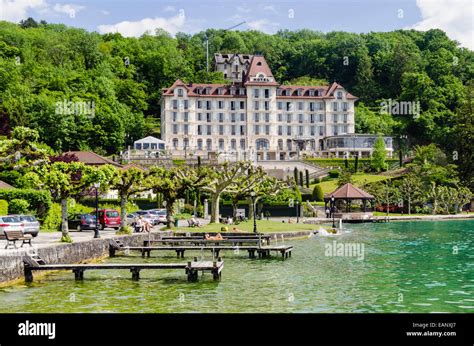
(4, 230, 33, 249)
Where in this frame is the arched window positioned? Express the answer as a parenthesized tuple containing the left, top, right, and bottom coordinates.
(197, 139, 203, 150)
(278, 139, 283, 150)
(206, 139, 212, 150)
(172, 138, 179, 149)
(231, 139, 236, 150)
(218, 139, 225, 150)
(287, 139, 292, 150)
(256, 138, 269, 151)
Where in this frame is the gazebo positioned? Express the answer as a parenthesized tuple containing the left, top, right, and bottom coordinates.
(324, 183, 375, 214)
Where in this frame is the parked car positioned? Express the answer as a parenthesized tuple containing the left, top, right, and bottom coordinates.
(68, 213, 97, 232)
(15, 215, 40, 237)
(148, 209, 167, 225)
(126, 213, 137, 225)
(0, 215, 24, 239)
(93, 209, 121, 230)
(135, 210, 161, 225)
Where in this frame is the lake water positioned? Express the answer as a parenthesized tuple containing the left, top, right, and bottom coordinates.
(1, 220, 472, 313)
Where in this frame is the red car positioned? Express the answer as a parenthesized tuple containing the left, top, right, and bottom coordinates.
(93, 209, 121, 230)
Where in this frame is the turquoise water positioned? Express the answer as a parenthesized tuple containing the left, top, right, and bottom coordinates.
(0, 220, 472, 313)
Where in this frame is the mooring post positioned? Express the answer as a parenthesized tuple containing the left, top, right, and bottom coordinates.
(109, 246, 116, 257)
(131, 268, 140, 281)
(24, 267, 33, 283)
(73, 269, 84, 280)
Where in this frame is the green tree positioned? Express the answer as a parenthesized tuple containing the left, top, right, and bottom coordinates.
(371, 136, 387, 172)
(337, 170, 353, 187)
(398, 173, 423, 214)
(312, 184, 324, 201)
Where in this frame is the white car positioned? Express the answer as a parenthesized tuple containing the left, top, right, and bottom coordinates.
(148, 210, 167, 225)
(0, 215, 24, 238)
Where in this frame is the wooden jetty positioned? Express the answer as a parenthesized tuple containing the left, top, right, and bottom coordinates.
(23, 254, 223, 282)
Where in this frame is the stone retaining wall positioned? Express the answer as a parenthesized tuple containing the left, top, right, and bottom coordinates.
(0, 231, 170, 285)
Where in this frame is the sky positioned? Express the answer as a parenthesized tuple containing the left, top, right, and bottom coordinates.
(0, 0, 472, 49)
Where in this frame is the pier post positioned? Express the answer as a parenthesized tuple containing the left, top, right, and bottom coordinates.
(109, 246, 116, 257)
(73, 269, 84, 280)
(24, 267, 33, 283)
(131, 268, 140, 280)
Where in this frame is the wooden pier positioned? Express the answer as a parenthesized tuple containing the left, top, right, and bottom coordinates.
(23, 255, 224, 282)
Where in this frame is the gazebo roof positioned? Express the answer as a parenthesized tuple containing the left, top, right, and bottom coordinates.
(325, 183, 374, 200)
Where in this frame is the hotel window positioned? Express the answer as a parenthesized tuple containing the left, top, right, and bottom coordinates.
(343, 102, 348, 111)
(343, 114, 348, 123)
(264, 89, 270, 98)
(197, 100, 202, 109)
(254, 113, 260, 122)
(337, 91, 343, 99)
(278, 113, 283, 122)
(319, 114, 324, 122)
(311, 126, 315, 136)
(183, 112, 189, 122)
(172, 112, 177, 122)
(277, 102, 283, 110)
(240, 125, 245, 135)
(219, 125, 224, 135)
(173, 138, 178, 149)
(230, 101, 236, 110)
(287, 114, 292, 123)
(298, 114, 304, 123)
(231, 139, 236, 150)
(287, 139, 292, 150)
(333, 114, 338, 123)
(319, 126, 324, 136)
(264, 101, 270, 111)
(218, 88, 224, 96)
(197, 139, 203, 150)
(286, 102, 292, 111)
(299, 126, 304, 136)
(278, 139, 283, 150)
(219, 139, 224, 150)
(206, 101, 212, 110)
(265, 113, 270, 122)
(319, 102, 324, 110)
(218, 101, 224, 109)
(333, 125, 338, 135)
(310, 114, 315, 123)
(198, 113, 203, 121)
(240, 113, 245, 121)
(172, 100, 178, 109)
(231, 113, 236, 122)
(240, 139, 245, 149)
(183, 138, 189, 148)
(231, 125, 236, 135)
(265, 125, 270, 135)
(343, 125, 348, 133)
(239, 88, 245, 95)
(183, 124, 189, 135)
(230, 87, 235, 96)
(197, 125, 202, 135)
(183, 100, 189, 109)
(254, 125, 260, 135)
(253, 89, 260, 98)
(240, 101, 245, 109)
(298, 102, 304, 110)
(276, 89, 282, 96)
(207, 125, 212, 135)
(206, 113, 211, 122)
(287, 126, 292, 136)
(309, 102, 315, 111)
(332, 102, 338, 111)
(297, 89, 303, 96)
(254, 101, 259, 110)
(206, 139, 212, 150)
(219, 113, 224, 122)
(309, 90, 315, 97)
(172, 124, 178, 134)
(177, 89, 183, 97)
(278, 125, 283, 135)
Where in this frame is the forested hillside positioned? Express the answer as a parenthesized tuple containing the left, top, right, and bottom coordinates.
(0, 19, 472, 161)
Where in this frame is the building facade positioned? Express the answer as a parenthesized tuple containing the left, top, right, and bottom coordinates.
(160, 54, 358, 161)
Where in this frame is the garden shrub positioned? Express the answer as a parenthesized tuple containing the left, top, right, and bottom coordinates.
(8, 199, 30, 214)
(328, 170, 340, 178)
(116, 226, 132, 235)
(312, 185, 324, 201)
(0, 200, 8, 215)
(41, 203, 61, 232)
(0, 189, 51, 220)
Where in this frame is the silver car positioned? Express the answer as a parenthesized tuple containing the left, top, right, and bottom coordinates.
(15, 215, 40, 237)
(135, 210, 160, 225)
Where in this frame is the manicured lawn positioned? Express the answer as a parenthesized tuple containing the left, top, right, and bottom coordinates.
(173, 220, 320, 233)
(312, 174, 389, 194)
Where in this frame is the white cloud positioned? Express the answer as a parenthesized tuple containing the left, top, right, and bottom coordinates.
(100, 10, 110, 16)
(97, 13, 187, 37)
(53, 3, 84, 18)
(236, 6, 251, 13)
(163, 5, 175, 13)
(411, 0, 473, 49)
(247, 19, 279, 33)
(0, 0, 46, 22)
(263, 5, 278, 14)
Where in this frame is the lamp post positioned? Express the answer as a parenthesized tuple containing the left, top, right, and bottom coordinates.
(93, 182, 101, 238)
(295, 200, 300, 223)
(331, 195, 336, 228)
(250, 191, 257, 233)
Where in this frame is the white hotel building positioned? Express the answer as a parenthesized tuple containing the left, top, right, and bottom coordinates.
(160, 54, 358, 161)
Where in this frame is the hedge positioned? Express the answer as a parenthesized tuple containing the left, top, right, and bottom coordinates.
(0, 189, 51, 220)
(304, 158, 398, 168)
(8, 199, 30, 214)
